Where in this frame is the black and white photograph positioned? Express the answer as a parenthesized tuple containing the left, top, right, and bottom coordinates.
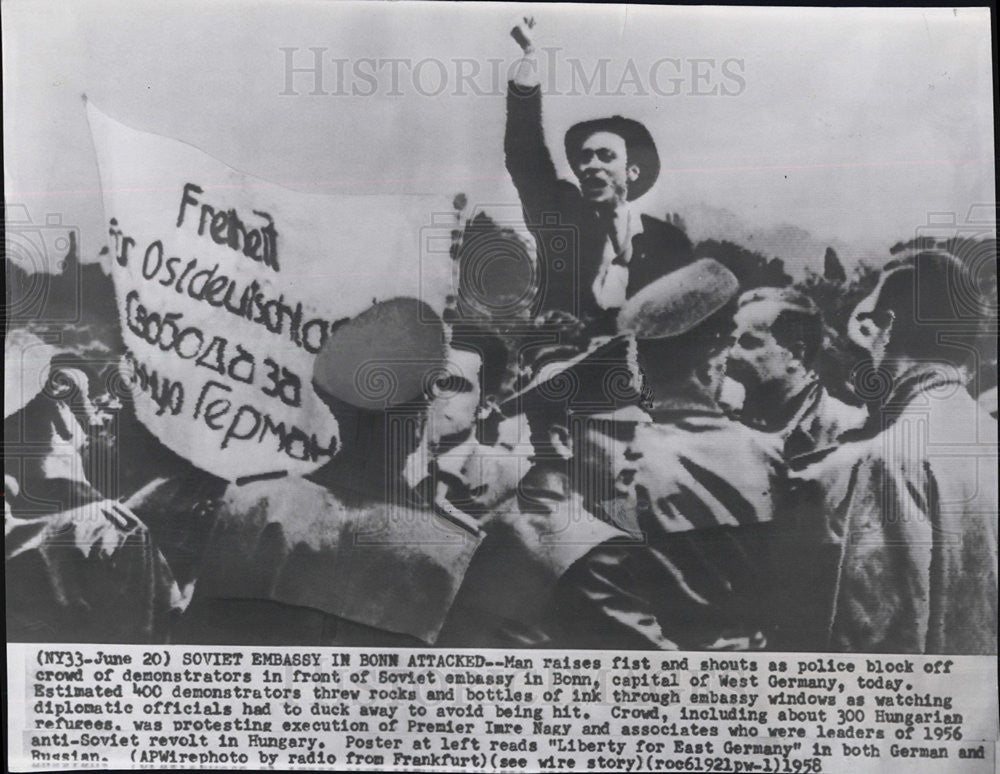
(4, 2, 997, 772)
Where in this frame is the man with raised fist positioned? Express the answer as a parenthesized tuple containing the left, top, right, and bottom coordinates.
(505, 17, 694, 332)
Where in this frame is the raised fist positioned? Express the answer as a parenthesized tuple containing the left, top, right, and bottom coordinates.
(510, 16, 535, 53)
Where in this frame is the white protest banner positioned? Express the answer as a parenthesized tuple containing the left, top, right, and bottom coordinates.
(86, 100, 456, 481)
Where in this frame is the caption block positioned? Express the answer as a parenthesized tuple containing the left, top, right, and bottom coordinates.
(7, 645, 997, 773)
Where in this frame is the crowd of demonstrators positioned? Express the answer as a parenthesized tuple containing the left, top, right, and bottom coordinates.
(8, 245, 993, 653)
(4, 18, 996, 653)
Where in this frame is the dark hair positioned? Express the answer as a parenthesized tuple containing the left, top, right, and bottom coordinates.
(872, 252, 990, 370)
(449, 324, 511, 400)
(771, 308, 824, 366)
(520, 400, 568, 462)
(739, 287, 824, 366)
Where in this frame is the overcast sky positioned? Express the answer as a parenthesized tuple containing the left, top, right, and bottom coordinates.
(3, 2, 995, 274)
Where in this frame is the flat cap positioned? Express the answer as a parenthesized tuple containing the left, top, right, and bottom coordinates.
(617, 258, 739, 340)
(312, 297, 447, 411)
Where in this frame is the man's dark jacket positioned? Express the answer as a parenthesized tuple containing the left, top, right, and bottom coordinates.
(505, 83, 693, 324)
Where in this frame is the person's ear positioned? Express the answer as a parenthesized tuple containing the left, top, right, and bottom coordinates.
(547, 424, 573, 460)
(883, 309, 896, 336)
(790, 338, 808, 365)
(626, 162, 641, 184)
(51, 401, 81, 444)
(870, 309, 896, 343)
(696, 342, 727, 387)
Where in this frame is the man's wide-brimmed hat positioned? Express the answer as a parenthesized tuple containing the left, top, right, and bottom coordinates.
(564, 116, 660, 201)
(617, 258, 739, 340)
(313, 297, 448, 411)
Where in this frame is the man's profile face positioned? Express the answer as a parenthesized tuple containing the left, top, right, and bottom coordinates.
(466, 413, 534, 510)
(572, 131, 635, 204)
(426, 347, 483, 445)
(433, 412, 534, 513)
(727, 302, 799, 392)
